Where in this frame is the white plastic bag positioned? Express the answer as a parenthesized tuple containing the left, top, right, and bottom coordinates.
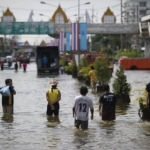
(0, 86, 11, 96)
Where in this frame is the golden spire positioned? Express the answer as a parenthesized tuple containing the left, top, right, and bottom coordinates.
(101, 7, 116, 23)
(2, 7, 16, 21)
(51, 5, 69, 23)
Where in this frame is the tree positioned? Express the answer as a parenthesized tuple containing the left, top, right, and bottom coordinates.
(94, 57, 112, 85)
(91, 34, 121, 52)
(112, 66, 131, 95)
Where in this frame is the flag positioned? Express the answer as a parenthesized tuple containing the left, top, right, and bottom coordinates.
(66, 32, 71, 52)
(71, 23, 79, 51)
(80, 23, 87, 50)
(59, 32, 64, 51)
(54, 39, 59, 46)
(85, 10, 91, 23)
(28, 10, 34, 22)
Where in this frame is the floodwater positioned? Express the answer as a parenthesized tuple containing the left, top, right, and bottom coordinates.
(0, 63, 150, 150)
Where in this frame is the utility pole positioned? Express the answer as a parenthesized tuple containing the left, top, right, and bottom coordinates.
(136, 5, 139, 22)
(77, 0, 80, 67)
(120, 0, 123, 50)
(136, 5, 139, 51)
(89, 7, 94, 52)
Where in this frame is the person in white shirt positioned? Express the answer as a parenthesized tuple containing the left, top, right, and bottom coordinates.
(72, 86, 94, 130)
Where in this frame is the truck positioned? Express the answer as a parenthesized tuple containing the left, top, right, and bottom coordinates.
(36, 46, 59, 75)
(119, 58, 150, 70)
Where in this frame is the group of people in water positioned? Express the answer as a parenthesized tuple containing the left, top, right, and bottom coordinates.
(14, 61, 27, 72)
(0, 60, 27, 72)
(1, 76, 117, 130)
(46, 80, 117, 130)
(1, 64, 150, 130)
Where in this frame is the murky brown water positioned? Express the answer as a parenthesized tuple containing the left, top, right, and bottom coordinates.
(0, 63, 150, 150)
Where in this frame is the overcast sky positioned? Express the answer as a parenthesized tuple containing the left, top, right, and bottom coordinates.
(0, 0, 122, 44)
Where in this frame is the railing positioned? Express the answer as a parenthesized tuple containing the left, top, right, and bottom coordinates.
(139, 22, 150, 38)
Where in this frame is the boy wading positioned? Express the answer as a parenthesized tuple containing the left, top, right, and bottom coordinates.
(73, 86, 94, 130)
(99, 85, 117, 121)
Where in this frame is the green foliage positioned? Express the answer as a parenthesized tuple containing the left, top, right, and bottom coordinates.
(64, 62, 77, 74)
(78, 56, 89, 70)
(133, 89, 147, 109)
(72, 63, 77, 74)
(112, 66, 131, 95)
(94, 57, 112, 85)
(64, 63, 73, 74)
(117, 50, 143, 58)
(91, 34, 121, 52)
(78, 66, 90, 78)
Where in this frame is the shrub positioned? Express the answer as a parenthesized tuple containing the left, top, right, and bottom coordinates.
(94, 57, 112, 85)
(112, 66, 131, 95)
(78, 66, 90, 79)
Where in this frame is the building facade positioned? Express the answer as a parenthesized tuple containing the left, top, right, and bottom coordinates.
(124, 0, 150, 23)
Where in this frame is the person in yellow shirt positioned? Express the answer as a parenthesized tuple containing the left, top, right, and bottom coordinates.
(46, 80, 61, 120)
(89, 66, 97, 92)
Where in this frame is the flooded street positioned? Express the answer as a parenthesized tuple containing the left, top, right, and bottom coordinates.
(0, 62, 150, 150)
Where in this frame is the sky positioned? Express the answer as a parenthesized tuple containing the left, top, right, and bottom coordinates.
(0, 0, 122, 45)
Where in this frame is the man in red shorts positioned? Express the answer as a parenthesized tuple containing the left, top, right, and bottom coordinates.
(99, 84, 117, 121)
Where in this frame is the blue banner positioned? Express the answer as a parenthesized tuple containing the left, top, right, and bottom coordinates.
(80, 23, 87, 50)
(66, 32, 70, 51)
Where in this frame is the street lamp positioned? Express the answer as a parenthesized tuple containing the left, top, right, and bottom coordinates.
(40, 1, 57, 7)
(39, 14, 50, 17)
(40, 1, 90, 22)
(65, 2, 90, 10)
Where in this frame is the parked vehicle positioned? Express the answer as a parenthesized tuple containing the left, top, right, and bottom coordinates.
(36, 46, 59, 75)
(120, 58, 150, 70)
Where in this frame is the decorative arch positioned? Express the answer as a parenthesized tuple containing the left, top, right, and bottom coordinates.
(51, 5, 69, 23)
(101, 7, 116, 23)
(1, 7, 16, 21)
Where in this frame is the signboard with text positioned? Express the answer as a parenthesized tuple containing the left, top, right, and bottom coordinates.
(0, 22, 54, 34)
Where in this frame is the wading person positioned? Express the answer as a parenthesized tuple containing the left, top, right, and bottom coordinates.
(89, 66, 97, 92)
(146, 82, 150, 108)
(139, 82, 150, 120)
(14, 61, 18, 72)
(22, 62, 27, 72)
(1, 79, 16, 115)
(99, 84, 117, 122)
(46, 80, 61, 121)
(73, 86, 94, 130)
(1, 61, 4, 71)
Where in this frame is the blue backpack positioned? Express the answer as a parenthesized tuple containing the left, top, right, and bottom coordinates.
(0, 86, 11, 96)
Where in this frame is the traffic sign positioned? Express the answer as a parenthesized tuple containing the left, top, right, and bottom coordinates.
(0, 22, 54, 34)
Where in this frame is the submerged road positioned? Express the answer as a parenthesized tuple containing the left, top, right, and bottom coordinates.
(0, 62, 150, 150)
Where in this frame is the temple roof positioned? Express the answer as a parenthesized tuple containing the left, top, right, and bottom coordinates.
(40, 40, 46, 46)
(24, 41, 30, 46)
(1, 7, 16, 21)
(104, 7, 114, 16)
(51, 5, 69, 23)
(101, 7, 116, 23)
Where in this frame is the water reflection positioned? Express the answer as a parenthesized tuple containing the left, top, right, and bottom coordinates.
(73, 130, 90, 149)
(116, 100, 130, 115)
(1, 114, 14, 123)
(46, 116, 60, 128)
